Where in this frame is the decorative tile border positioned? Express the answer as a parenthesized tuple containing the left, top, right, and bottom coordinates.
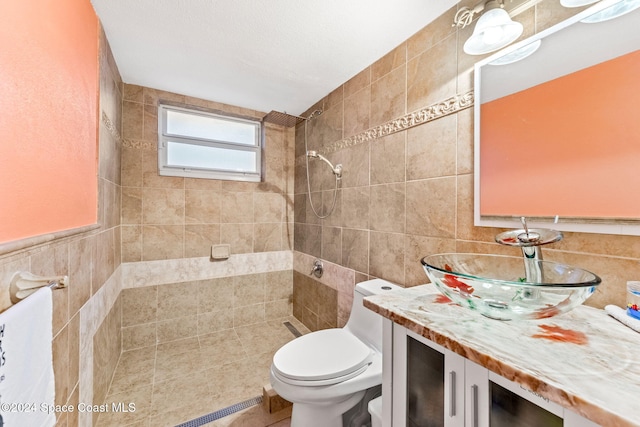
(121, 139, 156, 150)
(101, 111, 122, 143)
(298, 90, 473, 164)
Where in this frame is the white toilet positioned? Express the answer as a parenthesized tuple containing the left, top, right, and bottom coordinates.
(270, 278, 400, 427)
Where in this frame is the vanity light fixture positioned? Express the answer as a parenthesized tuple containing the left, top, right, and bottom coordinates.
(580, 0, 640, 22)
(560, 0, 599, 7)
(454, 0, 524, 55)
(489, 39, 542, 65)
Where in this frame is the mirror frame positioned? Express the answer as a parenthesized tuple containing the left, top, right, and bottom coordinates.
(473, 0, 640, 236)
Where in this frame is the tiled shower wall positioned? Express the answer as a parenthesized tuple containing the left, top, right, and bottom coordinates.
(120, 86, 295, 262)
(293, 0, 640, 324)
(0, 26, 123, 427)
(121, 271, 293, 350)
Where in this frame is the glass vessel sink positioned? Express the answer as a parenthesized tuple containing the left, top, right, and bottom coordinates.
(421, 253, 601, 320)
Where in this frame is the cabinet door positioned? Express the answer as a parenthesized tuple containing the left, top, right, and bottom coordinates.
(464, 360, 489, 427)
(392, 325, 464, 427)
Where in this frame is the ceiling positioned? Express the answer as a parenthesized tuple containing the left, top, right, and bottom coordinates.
(90, 0, 459, 116)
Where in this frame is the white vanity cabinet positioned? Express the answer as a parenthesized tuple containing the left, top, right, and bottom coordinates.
(385, 322, 600, 427)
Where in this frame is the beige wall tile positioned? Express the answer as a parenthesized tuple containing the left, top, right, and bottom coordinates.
(157, 281, 199, 320)
(184, 224, 221, 257)
(406, 177, 456, 238)
(407, 114, 457, 181)
(122, 186, 143, 224)
(123, 323, 157, 351)
(121, 225, 143, 262)
(220, 223, 254, 254)
(142, 188, 185, 225)
(53, 326, 69, 406)
(407, 34, 457, 113)
(234, 303, 266, 327)
(233, 274, 266, 307)
(369, 231, 405, 284)
(142, 225, 184, 260)
(265, 270, 293, 301)
(339, 142, 370, 188)
(369, 183, 406, 233)
(254, 223, 282, 252)
(370, 132, 406, 185)
(197, 310, 234, 335)
(301, 306, 319, 332)
(372, 43, 406, 82)
(121, 147, 143, 187)
(122, 101, 143, 140)
(123, 84, 143, 103)
(370, 65, 406, 127)
(221, 192, 254, 223)
(344, 87, 371, 138)
(407, 7, 457, 59)
(68, 313, 80, 393)
(325, 85, 344, 109)
(341, 187, 370, 229)
(143, 104, 158, 142)
(322, 226, 342, 265)
(293, 223, 322, 258)
(265, 299, 292, 320)
(122, 286, 158, 326)
(317, 283, 337, 327)
(185, 189, 221, 224)
(253, 192, 283, 223)
(342, 228, 369, 274)
(404, 235, 456, 287)
(198, 277, 234, 313)
(68, 237, 93, 314)
(344, 67, 371, 99)
(156, 315, 198, 343)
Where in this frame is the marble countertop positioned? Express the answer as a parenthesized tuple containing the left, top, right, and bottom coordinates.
(364, 284, 640, 427)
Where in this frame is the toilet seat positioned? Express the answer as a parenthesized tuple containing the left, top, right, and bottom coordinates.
(272, 329, 374, 387)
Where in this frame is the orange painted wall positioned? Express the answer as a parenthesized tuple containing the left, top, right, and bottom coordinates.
(480, 50, 640, 219)
(0, 0, 99, 243)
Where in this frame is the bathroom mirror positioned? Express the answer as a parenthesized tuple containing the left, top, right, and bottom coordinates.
(474, 0, 640, 235)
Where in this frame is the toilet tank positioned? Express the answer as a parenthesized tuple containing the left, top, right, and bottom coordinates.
(344, 279, 400, 352)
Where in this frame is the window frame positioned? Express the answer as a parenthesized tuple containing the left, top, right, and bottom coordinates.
(157, 104, 262, 182)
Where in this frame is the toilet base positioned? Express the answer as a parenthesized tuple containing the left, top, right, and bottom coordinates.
(290, 390, 366, 427)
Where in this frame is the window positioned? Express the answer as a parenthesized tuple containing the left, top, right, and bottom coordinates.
(158, 104, 262, 182)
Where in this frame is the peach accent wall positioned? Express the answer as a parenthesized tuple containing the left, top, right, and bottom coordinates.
(0, 0, 99, 243)
(480, 50, 640, 218)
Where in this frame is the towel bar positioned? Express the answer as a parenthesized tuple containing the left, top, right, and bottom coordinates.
(9, 271, 68, 304)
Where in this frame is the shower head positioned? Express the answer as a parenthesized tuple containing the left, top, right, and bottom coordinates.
(262, 108, 324, 128)
(262, 111, 305, 127)
(305, 150, 342, 178)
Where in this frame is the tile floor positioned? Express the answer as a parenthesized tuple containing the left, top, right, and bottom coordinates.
(96, 316, 309, 427)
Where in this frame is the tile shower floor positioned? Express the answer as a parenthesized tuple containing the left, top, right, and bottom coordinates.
(96, 316, 309, 427)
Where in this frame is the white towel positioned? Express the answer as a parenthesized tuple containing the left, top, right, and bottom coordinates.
(0, 287, 56, 427)
(605, 304, 640, 334)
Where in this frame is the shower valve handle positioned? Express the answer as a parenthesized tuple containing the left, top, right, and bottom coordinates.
(310, 260, 323, 278)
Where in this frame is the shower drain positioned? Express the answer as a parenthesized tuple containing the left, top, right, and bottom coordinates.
(175, 396, 263, 427)
(283, 321, 302, 338)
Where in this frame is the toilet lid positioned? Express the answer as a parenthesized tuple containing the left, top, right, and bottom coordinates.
(272, 329, 374, 383)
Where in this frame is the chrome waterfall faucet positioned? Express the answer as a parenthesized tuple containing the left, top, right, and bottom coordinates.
(495, 217, 563, 284)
